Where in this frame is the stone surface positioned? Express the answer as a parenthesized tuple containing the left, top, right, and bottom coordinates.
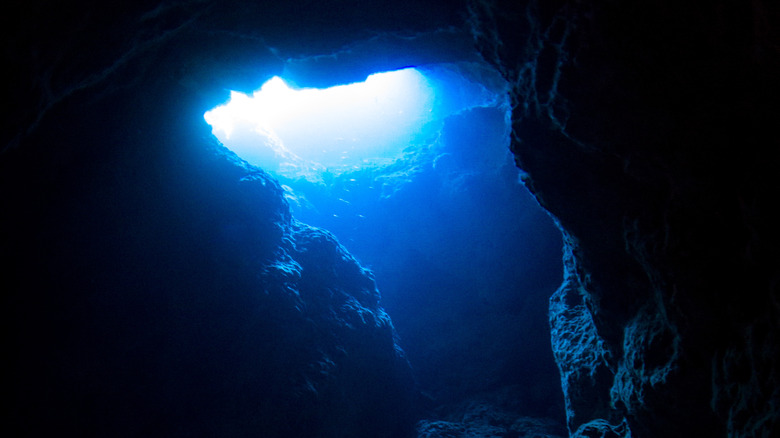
(2, 8, 420, 433)
(417, 396, 568, 438)
(469, 0, 780, 437)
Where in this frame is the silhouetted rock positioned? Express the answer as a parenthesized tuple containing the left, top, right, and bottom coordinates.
(470, 1, 779, 436)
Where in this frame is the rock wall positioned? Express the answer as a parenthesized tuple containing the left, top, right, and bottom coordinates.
(469, 0, 779, 437)
(2, 4, 426, 435)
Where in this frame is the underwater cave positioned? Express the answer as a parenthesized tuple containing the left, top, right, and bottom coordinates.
(3, 1, 778, 438)
(204, 62, 566, 422)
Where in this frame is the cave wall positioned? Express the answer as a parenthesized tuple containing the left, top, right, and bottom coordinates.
(468, 0, 779, 437)
(1, 46, 421, 438)
(3, 1, 779, 437)
(3, 2, 463, 436)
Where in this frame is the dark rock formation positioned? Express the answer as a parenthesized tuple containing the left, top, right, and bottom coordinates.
(3, 1, 778, 437)
(469, 0, 779, 437)
(2, 4, 422, 435)
(1, 74, 416, 438)
(417, 392, 568, 438)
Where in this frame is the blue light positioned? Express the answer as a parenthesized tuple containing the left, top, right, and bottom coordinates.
(204, 68, 435, 178)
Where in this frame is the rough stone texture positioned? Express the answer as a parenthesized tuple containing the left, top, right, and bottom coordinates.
(469, 0, 780, 437)
(417, 397, 568, 438)
(549, 232, 618, 431)
(2, 4, 424, 435)
(2, 89, 416, 437)
(3, 0, 779, 437)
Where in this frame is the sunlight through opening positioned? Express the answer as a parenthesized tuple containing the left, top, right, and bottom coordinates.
(204, 68, 435, 179)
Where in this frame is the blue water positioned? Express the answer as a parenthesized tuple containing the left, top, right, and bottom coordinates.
(206, 63, 565, 416)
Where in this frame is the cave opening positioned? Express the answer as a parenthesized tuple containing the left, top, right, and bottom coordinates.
(205, 61, 566, 423)
(204, 67, 436, 179)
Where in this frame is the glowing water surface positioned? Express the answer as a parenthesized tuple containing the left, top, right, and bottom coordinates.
(204, 68, 435, 178)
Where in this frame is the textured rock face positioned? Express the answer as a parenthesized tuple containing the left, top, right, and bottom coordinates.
(3, 1, 779, 437)
(1, 80, 416, 438)
(469, 0, 779, 437)
(2, 4, 425, 434)
(416, 395, 568, 438)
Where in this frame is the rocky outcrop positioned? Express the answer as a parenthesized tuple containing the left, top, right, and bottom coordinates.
(469, 0, 779, 437)
(2, 10, 418, 434)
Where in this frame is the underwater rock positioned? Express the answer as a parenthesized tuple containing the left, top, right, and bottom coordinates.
(471, 0, 780, 437)
(2, 6, 417, 434)
(257, 219, 417, 438)
(416, 397, 567, 438)
(2, 111, 415, 438)
(549, 234, 619, 433)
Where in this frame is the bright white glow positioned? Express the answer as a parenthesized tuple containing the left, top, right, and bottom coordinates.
(204, 68, 435, 178)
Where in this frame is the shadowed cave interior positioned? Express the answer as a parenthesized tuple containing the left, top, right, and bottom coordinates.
(2, 1, 778, 438)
